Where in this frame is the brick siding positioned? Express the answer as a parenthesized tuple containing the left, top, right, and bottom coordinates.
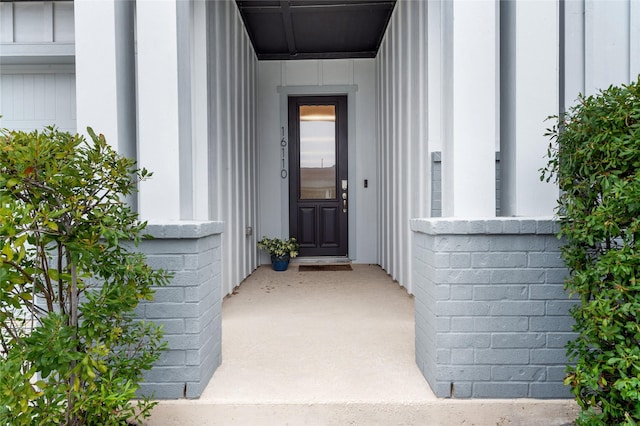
(411, 218, 576, 398)
(135, 221, 223, 399)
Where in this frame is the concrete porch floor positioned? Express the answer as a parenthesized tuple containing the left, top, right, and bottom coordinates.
(146, 264, 578, 425)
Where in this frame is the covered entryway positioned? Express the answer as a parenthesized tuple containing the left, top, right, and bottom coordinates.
(5, 0, 634, 406)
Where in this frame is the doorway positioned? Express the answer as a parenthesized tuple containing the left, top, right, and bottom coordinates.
(288, 95, 348, 257)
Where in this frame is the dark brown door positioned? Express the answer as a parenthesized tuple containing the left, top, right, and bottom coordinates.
(289, 96, 348, 257)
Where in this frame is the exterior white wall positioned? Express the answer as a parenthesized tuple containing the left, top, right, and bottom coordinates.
(74, 0, 207, 220)
(426, 0, 442, 155)
(7, 0, 259, 297)
(493, 0, 640, 218)
(0, 66, 76, 132)
(564, 0, 640, 107)
(0, 1, 76, 132)
(500, 1, 559, 217)
(257, 59, 378, 265)
(135, 0, 182, 221)
(208, 0, 259, 296)
(191, 0, 209, 221)
(441, 0, 498, 217)
(74, 0, 136, 166)
(375, 0, 430, 292)
(0, 1, 74, 63)
(132, 0, 234, 228)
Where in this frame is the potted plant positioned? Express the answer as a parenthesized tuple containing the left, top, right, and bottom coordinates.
(257, 236, 299, 271)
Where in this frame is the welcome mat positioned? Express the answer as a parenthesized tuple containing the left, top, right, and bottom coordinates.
(298, 264, 353, 272)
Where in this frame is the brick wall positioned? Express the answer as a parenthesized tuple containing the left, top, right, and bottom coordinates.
(411, 218, 576, 398)
(135, 221, 223, 399)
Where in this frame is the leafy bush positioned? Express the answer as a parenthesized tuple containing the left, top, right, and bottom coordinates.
(542, 76, 640, 425)
(257, 237, 299, 258)
(0, 127, 170, 425)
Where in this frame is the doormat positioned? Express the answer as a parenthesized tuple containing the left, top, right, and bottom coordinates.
(298, 264, 353, 272)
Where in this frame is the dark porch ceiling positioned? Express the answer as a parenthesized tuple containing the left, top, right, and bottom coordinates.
(235, 0, 396, 60)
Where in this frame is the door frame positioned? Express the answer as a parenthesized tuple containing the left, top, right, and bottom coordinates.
(277, 84, 358, 259)
(288, 95, 348, 256)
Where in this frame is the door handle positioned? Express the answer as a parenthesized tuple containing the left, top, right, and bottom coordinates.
(342, 192, 347, 213)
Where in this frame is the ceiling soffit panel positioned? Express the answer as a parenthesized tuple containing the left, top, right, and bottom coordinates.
(235, 0, 396, 60)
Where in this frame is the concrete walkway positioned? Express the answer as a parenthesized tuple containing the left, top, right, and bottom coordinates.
(147, 264, 578, 425)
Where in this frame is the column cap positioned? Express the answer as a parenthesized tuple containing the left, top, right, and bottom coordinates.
(410, 217, 560, 235)
(145, 221, 224, 239)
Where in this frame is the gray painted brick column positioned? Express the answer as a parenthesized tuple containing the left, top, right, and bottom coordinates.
(135, 221, 223, 399)
(411, 218, 576, 398)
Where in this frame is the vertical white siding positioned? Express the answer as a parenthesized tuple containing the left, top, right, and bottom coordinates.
(192, 0, 210, 220)
(375, 0, 429, 292)
(499, 1, 559, 217)
(208, 0, 258, 296)
(0, 67, 76, 132)
(135, 0, 182, 221)
(74, 0, 135, 155)
(564, 0, 640, 106)
(376, 44, 388, 267)
(442, 0, 498, 217)
(0, 1, 74, 60)
(12, 2, 55, 42)
(256, 59, 378, 264)
(0, 2, 75, 132)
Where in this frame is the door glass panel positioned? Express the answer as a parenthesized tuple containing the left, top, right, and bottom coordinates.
(299, 105, 336, 200)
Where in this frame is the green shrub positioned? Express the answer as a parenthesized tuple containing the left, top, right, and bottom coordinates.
(542, 76, 640, 425)
(257, 236, 299, 258)
(0, 127, 170, 425)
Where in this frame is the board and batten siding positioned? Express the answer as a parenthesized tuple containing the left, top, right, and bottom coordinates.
(256, 59, 378, 265)
(208, 0, 259, 296)
(375, 0, 430, 293)
(0, 1, 76, 132)
(0, 1, 74, 55)
(0, 68, 76, 133)
(1, 0, 259, 297)
(563, 0, 640, 109)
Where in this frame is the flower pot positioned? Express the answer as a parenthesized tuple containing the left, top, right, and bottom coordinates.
(271, 254, 290, 271)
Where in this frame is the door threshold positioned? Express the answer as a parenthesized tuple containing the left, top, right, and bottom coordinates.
(291, 256, 351, 265)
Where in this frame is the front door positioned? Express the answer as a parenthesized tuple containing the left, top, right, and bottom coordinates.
(288, 96, 348, 257)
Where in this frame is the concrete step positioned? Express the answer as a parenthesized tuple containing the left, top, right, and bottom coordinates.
(291, 256, 352, 264)
(146, 400, 579, 426)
